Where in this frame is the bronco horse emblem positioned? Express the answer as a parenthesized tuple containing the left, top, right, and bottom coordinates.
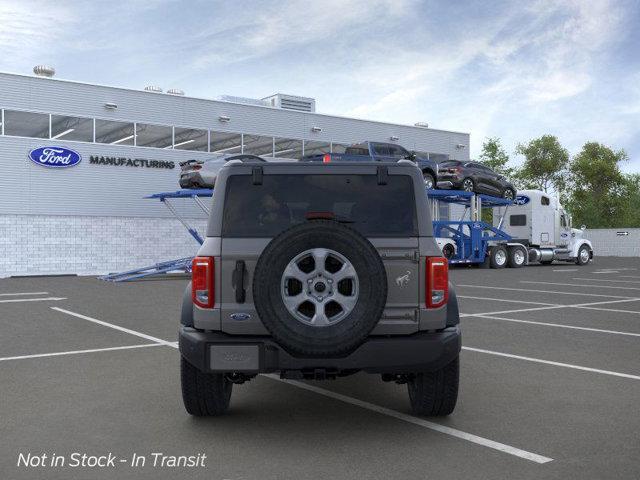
(395, 270, 411, 287)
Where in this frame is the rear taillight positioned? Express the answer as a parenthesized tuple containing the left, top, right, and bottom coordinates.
(322, 153, 331, 163)
(426, 257, 448, 308)
(192, 256, 214, 308)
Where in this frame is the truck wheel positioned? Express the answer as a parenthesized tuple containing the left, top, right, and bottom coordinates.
(502, 188, 516, 200)
(181, 357, 232, 416)
(507, 246, 526, 268)
(576, 245, 591, 265)
(253, 220, 387, 357)
(423, 172, 435, 190)
(489, 245, 507, 269)
(408, 356, 459, 416)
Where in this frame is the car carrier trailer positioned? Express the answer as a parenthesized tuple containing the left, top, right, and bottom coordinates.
(429, 189, 593, 268)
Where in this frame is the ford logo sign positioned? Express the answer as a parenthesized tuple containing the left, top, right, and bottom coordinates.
(230, 313, 251, 321)
(28, 146, 82, 168)
(514, 195, 530, 205)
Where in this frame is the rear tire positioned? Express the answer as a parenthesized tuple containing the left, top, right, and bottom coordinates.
(181, 357, 233, 416)
(502, 188, 516, 200)
(507, 246, 526, 268)
(442, 243, 455, 260)
(489, 245, 507, 269)
(423, 172, 435, 190)
(461, 178, 475, 192)
(408, 356, 459, 416)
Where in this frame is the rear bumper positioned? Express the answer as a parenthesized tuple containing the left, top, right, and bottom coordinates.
(179, 326, 461, 375)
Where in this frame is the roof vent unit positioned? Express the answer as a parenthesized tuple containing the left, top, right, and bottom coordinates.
(414, 122, 429, 128)
(144, 85, 163, 93)
(167, 88, 185, 96)
(33, 65, 55, 78)
(262, 93, 316, 113)
(217, 95, 270, 107)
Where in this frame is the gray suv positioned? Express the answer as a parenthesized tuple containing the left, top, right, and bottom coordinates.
(179, 160, 461, 417)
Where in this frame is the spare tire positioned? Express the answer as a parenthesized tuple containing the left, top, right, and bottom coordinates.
(253, 220, 387, 357)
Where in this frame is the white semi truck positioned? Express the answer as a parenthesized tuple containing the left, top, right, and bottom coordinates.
(494, 189, 593, 266)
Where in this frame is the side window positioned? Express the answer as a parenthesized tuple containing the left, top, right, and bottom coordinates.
(373, 144, 390, 156)
(560, 215, 567, 228)
(510, 214, 527, 226)
(541, 196, 550, 206)
(388, 145, 409, 158)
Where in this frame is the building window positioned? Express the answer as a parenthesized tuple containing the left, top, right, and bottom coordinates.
(173, 127, 208, 151)
(273, 137, 303, 159)
(243, 135, 275, 157)
(210, 131, 242, 154)
(135, 123, 173, 148)
(50, 114, 94, 142)
(303, 140, 331, 157)
(95, 119, 135, 145)
(3, 110, 50, 139)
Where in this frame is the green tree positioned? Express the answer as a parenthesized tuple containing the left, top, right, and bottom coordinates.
(619, 174, 640, 227)
(479, 137, 515, 177)
(515, 135, 569, 193)
(566, 142, 628, 228)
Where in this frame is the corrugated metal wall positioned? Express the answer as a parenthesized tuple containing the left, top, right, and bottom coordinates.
(583, 229, 640, 257)
(0, 72, 470, 219)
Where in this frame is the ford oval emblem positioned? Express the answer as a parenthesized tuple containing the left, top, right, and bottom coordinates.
(28, 146, 82, 168)
(514, 195, 530, 205)
(230, 313, 251, 321)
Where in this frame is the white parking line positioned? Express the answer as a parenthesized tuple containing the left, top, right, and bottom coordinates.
(460, 298, 640, 318)
(265, 374, 553, 464)
(619, 275, 640, 279)
(466, 314, 640, 337)
(0, 297, 67, 304)
(460, 305, 565, 317)
(552, 269, 578, 272)
(456, 284, 637, 299)
(0, 292, 49, 296)
(574, 305, 640, 315)
(572, 278, 640, 284)
(51, 307, 175, 346)
(457, 296, 558, 306)
(463, 347, 640, 381)
(521, 281, 640, 291)
(0, 344, 162, 362)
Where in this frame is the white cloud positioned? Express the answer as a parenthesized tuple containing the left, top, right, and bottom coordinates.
(0, 1, 75, 67)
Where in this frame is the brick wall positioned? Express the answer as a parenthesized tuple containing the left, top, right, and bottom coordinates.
(0, 215, 207, 277)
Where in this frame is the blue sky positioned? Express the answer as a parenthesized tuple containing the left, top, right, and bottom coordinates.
(1, 0, 639, 171)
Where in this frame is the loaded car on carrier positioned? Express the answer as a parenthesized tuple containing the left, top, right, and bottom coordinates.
(179, 159, 461, 416)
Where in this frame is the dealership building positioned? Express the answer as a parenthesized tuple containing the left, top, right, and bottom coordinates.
(0, 68, 470, 277)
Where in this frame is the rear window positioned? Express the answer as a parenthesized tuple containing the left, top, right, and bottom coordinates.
(439, 160, 461, 167)
(222, 174, 418, 237)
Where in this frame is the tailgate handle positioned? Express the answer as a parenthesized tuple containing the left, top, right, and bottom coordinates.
(232, 260, 246, 303)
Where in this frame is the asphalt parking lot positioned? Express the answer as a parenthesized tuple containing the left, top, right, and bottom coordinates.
(2, 257, 640, 480)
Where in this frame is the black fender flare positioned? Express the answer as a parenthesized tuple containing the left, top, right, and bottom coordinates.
(422, 167, 437, 182)
(446, 282, 459, 327)
(181, 281, 194, 327)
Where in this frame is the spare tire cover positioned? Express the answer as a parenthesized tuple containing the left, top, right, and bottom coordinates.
(253, 220, 387, 357)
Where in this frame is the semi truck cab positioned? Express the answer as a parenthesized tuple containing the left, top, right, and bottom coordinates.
(497, 189, 593, 265)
